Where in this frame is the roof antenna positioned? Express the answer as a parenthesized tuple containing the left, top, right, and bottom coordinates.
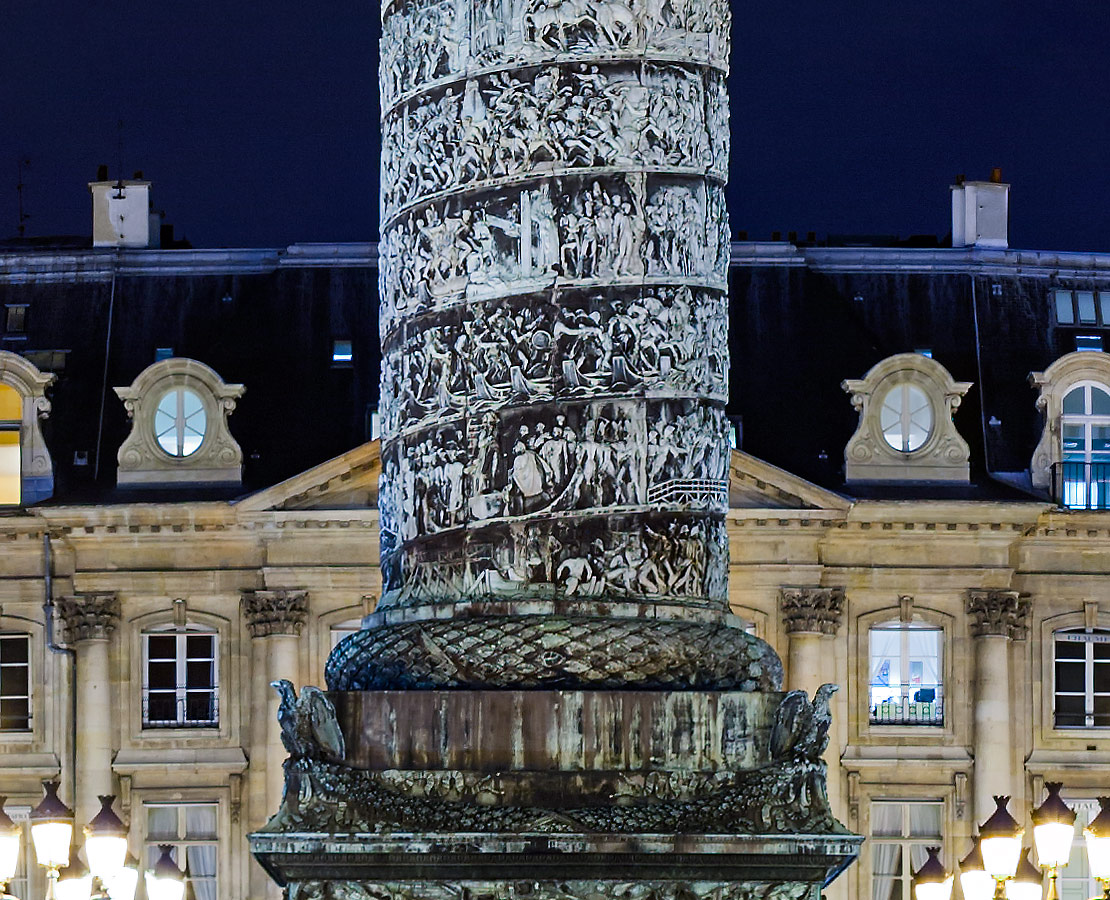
(114, 119, 125, 198)
(16, 157, 30, 238)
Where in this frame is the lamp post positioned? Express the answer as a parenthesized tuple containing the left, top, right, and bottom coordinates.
(7, 784, 139, 900)
(979, 795, 1025, 893)
(912, 846, 954, 900)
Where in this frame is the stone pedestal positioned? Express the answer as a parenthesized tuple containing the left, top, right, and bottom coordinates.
(56, 592, 119, 825)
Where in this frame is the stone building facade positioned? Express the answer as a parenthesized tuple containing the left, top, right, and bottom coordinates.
(2, 237, 1110, 900)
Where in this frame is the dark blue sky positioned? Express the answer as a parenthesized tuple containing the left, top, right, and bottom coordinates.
(4, 1, 1109, 250)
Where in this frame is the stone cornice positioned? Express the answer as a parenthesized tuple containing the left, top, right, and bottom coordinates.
(242, 589, 309, 638)
(780, 587, 845, 635)
(55, 592, 120, 641)
(966, 589, 1031, 640)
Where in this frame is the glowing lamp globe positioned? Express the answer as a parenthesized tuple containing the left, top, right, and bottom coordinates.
(54, 852, 92, 900)
(912, 846, 954, 900)
(145, 845, 185, 900)
(959, 838, 995, 900)
(84, 795, 129, 883)
(29, 781, 74, 871)
(1085, 797, 1110, 883)
(0, 799, 21, 888)
(1003, 849, 1043, 900)
(1031, 782, 1076, 870)
(106, 853, 141, 900)
(980, 796, 1024, 879)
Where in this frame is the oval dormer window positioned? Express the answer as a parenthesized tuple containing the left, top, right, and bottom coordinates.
(879, 383, 933, 452)
(154, 387, 207, 457)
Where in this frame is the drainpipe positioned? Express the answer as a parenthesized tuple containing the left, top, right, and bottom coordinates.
(42, 531, 77, 807)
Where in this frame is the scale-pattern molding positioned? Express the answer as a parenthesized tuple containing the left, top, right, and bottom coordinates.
(376, 0, 732, 616)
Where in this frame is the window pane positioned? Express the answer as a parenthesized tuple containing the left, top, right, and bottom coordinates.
(872, 804, 904, 836)
(1095, 640, 1110, 661)
(1094, 388, 1110, 416)
(185, 692, 215, 722)
(1094, 662, 1110, 693)
(147, 806, 180, 840)
(0, 697, 30, 729)
(1056, 637, 1085, 659)
(148, 661, 177, 689)
(2, 664, 29, 697)
(1094, 696, 1110, 727)
(0, 636, 28, 663)
(186, 660, 213, 688)
(1056, 661, 1086, 693)
(0, 431, 20, 506)
(1077, 292, 1097, 324)
(184, 805, 218, 839)
(0, 385, 20, 421)
(908, 805, 943, 836)
(1101, 293, 1110, 326)
(186, 635, 214, 659)
(147, 635, 177, 659)
(1063, 387, 1085, 415)
(1056, 290, 1076, 324)
(1055, 695, 1085, 727)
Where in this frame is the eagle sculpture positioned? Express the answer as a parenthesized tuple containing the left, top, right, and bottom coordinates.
(769, 683, 838, 761)
(271, 679, 347, 762)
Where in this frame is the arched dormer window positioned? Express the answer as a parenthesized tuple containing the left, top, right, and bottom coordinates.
(0, 351, 55, 505)
(841, 353, 972, 483)
(114, 358, 244, 487)
(1031, 352, 1110, 507)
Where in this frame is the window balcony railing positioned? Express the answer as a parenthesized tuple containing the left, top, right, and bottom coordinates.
(1051, 461, 1110, 510)
(870, 688, 944, 725)
(142, 689, 219, 728)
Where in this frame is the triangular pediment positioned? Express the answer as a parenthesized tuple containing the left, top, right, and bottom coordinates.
(236, 440, 382, 511)
(237, 442, 842, 513)
(728, 449, 849, 510)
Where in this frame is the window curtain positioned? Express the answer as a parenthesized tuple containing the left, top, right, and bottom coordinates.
(185, 806, 218, 900)
(907, 630, 941, 692)
(871, 804, 903, 900)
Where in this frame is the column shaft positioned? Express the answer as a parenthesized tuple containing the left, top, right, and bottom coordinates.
(74, 637, 113, 824)
(973, 634, 1011, 823)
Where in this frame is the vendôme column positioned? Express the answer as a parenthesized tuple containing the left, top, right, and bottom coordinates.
(251, 0, 860, 895)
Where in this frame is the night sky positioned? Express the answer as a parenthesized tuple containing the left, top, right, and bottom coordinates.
(5, 1, 1109, 251)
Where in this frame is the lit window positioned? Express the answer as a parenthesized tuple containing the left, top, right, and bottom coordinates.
(154, 347, 174, 362)
(142, 628, 218, 728)
(332, 340, 353, 364)
(1059, 799, 1103, 900)
(879, 384, 933, 452)
(870, 800, 944, 900)
(869, 621, 942, 725)
(0, 385, 20, 505)
(154, 388, 207, 457)
(145, 803, 218, 900)
(0, 634, 31, 731)
(1053, 627, 1110, 728)
(0, 804, 31, 900)
(1059, 383, 1110, 509)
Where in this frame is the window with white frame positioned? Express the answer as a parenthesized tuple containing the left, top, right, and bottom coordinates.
(142, 627, 218, 728)
(1054, 627, 1110, 728)
(1, 805, 31, 900)
(1057, 798, 1103, 900)
(330, 618, 362, 651)
(879, 383, 934, 452)
(869, 621, 943, 725)
(1059, 383, 1110, 509)
(870, 800, 944, 900)
(153, 387, 207, 457)
(145, 803, 218, 900)
(0, 633, 31, 731)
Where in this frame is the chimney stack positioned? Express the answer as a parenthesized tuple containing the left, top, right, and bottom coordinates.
(951, 169, 1010, 249)
(88, 172, 156, 248)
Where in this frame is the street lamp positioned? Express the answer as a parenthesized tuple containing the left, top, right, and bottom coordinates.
(53, 851, 91, 900)
(1031, 782, 1076, 900)
(959, 837, 995, 900)
(912, 846, 954, 900)
(101, 853, 139, 900)
(144, 846, 185, 900)
(28, 782, 73, 898)
(83, 798, 127, 890)
(1086, 797, 1110, 899)
(1004, 849, 1043, 900)
(980, 796, 1025, 884)
(0, 801, 21, 899)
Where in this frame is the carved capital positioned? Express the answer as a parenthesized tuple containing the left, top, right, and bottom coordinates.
(56, 593, 119, 642)
(242, 590, 309, 638)
(780, 587, 845, 636)
(966, 590, 1031, 640)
